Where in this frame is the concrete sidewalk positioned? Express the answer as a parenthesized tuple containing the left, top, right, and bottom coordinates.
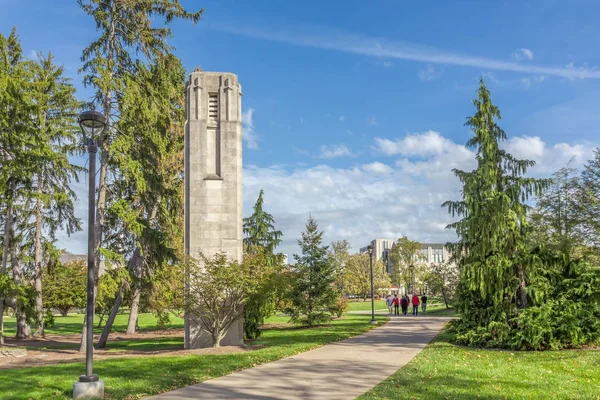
(147, 316, 451, 400)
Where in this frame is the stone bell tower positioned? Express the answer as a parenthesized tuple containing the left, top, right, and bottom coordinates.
(184, 70, 244, 348)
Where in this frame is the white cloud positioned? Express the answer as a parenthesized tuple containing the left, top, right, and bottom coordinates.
(242, 108, 259, 150)
(211, 23, 600, 79)
(374, 130, 460, 157)
(339, 115, 345, 121)
(513, 48, 534, 61)
(418, 65, 441, 81)
(58, 132, 598, 264)
(362, 162, 393, 174)
(503, 135, 593, 174)
(367, 116, 378, 126)
(318, 144, 353, 159)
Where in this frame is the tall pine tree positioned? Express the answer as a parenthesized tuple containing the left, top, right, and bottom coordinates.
(78, 0, 202, 352)
(443, 79, 549, 341)
(97, 54, 186, 347)
(242, 189, 284, 339)
(28, 51, 82, 336)
(288, 215, 337, 326)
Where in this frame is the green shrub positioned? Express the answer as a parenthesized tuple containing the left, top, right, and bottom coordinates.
(291, 312, 331, 327)
(328, 296, 349, 318)
(450, 258, 600, 350)
(44, 310, 56, 329)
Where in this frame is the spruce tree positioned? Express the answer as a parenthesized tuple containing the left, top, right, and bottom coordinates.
(97, 54, 186, 346)
(28, 51, 82, 336)
(0, 27, 39, 342)
(581, 148, 600, 252)
(443, 79, 549, 342)
(78, 0, 202, 351)
(288, 216, 337, 326)
(242, 189, 284, 339)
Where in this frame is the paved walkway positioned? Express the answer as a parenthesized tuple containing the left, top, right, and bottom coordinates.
(148, 315, 451, 400)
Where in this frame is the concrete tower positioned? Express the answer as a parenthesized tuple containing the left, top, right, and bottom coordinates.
(184, 70, 244, 348)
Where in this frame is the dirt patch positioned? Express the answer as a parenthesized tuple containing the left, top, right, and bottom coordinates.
(0, 329, 264, 369)
(3, 328, 183, 349)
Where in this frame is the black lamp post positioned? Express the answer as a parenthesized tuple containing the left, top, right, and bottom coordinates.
(409, 264, 415, 295)
(367, 245, 377, 325)
(73, 110, 106, 398)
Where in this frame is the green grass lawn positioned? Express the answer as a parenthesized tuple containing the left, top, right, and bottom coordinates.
(3, 312, 185, 336)
(0, 314, 388, 400)
(359, 329, 600, 400)
(4, 314, 296, 352)
(347, 299, 388, 311)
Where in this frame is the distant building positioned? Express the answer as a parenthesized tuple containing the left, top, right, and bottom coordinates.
(359, 240, 457, 295)
(359, 239, 395, 274)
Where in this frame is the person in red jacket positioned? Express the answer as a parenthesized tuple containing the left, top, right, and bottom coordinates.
(412, 294, 420, 316)
(392, 294, 400, 316)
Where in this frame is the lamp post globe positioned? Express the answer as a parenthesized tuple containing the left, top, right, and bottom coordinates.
(366, 244, 377, 325)
(78, 110, 106, 144)
(73, 109, 106, 399)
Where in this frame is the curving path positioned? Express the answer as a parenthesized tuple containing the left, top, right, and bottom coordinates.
(148, 315, 451, 400)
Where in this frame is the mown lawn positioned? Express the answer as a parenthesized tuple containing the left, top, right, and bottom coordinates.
(3, 312, 185, 336)
(347, 299, 387, 311)
(359, 329, 600, 400)
(0, 314, 388, 400)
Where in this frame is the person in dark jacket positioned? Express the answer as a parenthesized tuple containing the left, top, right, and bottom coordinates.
(400, 294, 409, 315)
(421, 294, 428, 313)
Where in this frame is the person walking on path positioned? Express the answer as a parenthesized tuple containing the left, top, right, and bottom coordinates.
(386, 294, 394, 314)
(400, 294, 409, 315)
(392, 294, 400, 316)
(412, 294, 420, 316)
(421, 294, 428, 314)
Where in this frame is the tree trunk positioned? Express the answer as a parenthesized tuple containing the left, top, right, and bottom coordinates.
(0, 199, 13, 345)
(61, 309, 69, 317)
(98, 248, 141, 347)
(126, 204, 157, 335)
(517, 264, 528, 308)
(12, 249, 31, 339)
(96, 287, 123, 349)
(126, 285, 141, 335)
(33, 174, 44, 337)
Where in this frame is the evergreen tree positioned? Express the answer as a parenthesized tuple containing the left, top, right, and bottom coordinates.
(242, 189, 284, 339)
(27, 51, 82, 336)
(0, 27, 39, 342)
(581, 148, 600, 253)
(443, 79, 554, 347)
(243, 189, 283, 253)
(97, 54, 186, 347)
(78, 0, 202, 351)
(288, 216, 337, 326)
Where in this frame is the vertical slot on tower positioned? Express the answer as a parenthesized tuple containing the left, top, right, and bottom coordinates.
(207, 93, 221, 178)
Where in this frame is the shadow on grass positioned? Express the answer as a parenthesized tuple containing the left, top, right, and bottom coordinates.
(0, 314, 386, 399)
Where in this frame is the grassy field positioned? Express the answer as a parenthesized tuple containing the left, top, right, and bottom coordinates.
(1, 314, 388, 400)
(359, 329, 600, 400)
(347, 299, 388, 311)
(3, 312, 185, 336)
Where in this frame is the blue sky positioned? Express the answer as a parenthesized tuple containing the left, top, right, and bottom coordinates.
(2, 0, 600, 258)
